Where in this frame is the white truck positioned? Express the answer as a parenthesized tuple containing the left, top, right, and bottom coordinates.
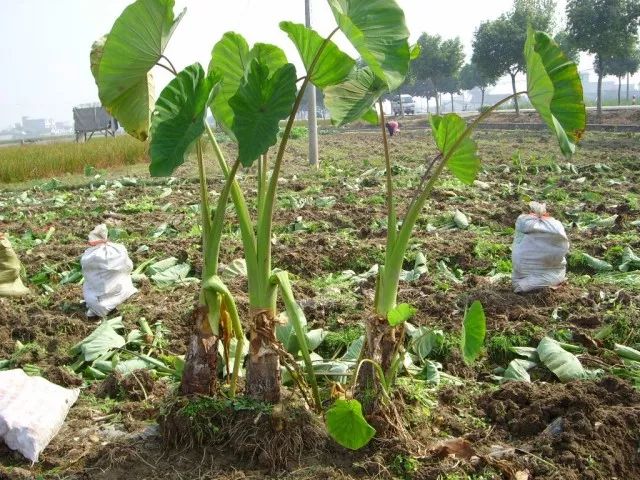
(391, 94, 415, 115)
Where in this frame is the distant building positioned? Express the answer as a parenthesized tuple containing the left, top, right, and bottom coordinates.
(21, 116, 53, 135)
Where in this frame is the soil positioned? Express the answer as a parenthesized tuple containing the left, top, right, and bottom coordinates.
(1, 128, 639, 478)
(481, 377, 640, 480)
(477, 108, 640, 126)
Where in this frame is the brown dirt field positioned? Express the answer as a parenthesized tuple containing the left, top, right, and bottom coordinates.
(1, 129, 639, 479)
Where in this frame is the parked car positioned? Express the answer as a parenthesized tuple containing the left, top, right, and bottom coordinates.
(391, 94, 415, 115)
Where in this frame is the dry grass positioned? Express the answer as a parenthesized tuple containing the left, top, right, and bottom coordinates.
(0, 136, 148, 183)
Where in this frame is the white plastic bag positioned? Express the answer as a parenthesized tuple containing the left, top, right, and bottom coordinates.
(0, 369, 79, 462)
(512, 202, 569, 293)
(81, 224, 137, 317)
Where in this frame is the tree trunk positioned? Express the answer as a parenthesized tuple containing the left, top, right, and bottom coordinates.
(511, 73, 519, 115)
(246, 307, 281, 403)
(180, 305, 219, 395)
(480, 88, 485, 109)
(597, 70, 603, 118)
(627, 73, 631, 103)
(618, 76, 622, 106)
(399, 92, 404, 118)
(450, 92, 455, 112)
(435, 91, 440, 115)
(355, 315, 402, 414)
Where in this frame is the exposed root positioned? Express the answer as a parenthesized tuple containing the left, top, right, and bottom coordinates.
(159, 394, 327, 471)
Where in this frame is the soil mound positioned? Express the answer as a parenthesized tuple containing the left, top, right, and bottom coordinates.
(481, 377, 640, 479)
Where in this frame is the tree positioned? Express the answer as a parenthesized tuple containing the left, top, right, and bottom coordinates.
(472, 0, 556, 114)
(567, 0, 640, 114)
(599, 46, 640, 104)
(412, 34, 464, 114)
(554, 30, 580, 62)
(440, 75, 460, 112)
(459, 62, 498, 108)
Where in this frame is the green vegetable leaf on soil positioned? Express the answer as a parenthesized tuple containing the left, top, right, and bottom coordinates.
(326, 398, 376, 450)
(537, 336, 585, 382)
(460, 300, 486, 365)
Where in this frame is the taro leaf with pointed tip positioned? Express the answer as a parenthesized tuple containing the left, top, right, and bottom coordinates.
(279, 21, 354, 88)
(387, 303, 417, 327)
(149, 63, 219, 176)
(229, 61, 297, 167)
(430, 114, 480, 185)
(326, 398, 376, 450)
(209, 36, 289, 138)
(328, 0, 410, 91)
(460, 300, 486, 365)
(537, 337, 585, 382)
(91, 0, 185, 140)
(325, 67, 386, 126)
(525, 27, 586, 157)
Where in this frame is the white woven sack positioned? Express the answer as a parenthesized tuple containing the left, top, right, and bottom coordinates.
(512, 202, 569, 293)
(81, 224, 137, 317)
(0, 369, 79, 462)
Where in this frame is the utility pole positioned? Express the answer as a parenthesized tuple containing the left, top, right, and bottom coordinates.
(305, 0, 319, 168)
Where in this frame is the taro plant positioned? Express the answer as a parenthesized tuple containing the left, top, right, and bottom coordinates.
(323, 23, 586, 427)
(89, 0, 403, 411)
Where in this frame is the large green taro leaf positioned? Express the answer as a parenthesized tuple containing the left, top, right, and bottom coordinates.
(149, 63, 219, 177)
(229, 61, 297, 167)
(91, 0, 185, 141)
(280, 21, 354, 88)
(324, 67, 386, 126)
(208, 32, 250, 139)
(328, 0, 410, 91)
(525, 27, 586, 157)
(429, 114, 480, 184)
(326, 399, 376, 450)
(209, 35, 289, 139)
(460, 300, 486, 365)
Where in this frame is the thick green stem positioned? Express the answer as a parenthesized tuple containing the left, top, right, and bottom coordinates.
(376, 91, 528, 314)
(379, 99, 397, 253)
(204, 124, 261, 305)
(196, 141, 213, 278)
(270, 271, 322, 412)
(207, 159, 241, 272)
(202, 276, 245, 397)
(254, 28, 339, 307)
(257, 153, 267, 220)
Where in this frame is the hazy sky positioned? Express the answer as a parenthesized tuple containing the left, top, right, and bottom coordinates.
(1, 0, 631, 129)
